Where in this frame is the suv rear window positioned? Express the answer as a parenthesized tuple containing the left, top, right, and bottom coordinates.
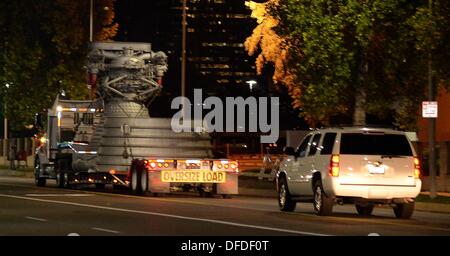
(340, 133, 413, 156)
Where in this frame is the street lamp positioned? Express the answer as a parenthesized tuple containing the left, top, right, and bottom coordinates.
(246, 80, 257, 92)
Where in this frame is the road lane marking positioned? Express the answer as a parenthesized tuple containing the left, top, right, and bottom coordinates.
(1, 182, 277, 212)
(25, 194, 94, 197)
(25, 216, 47, 222)
(0, 193, 331, 236)
(91, 227, 120, 234)
(283, 211, 450, 232)
(2, 181, 450, 233)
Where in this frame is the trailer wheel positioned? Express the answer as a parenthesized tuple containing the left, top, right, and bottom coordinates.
(95, 184, 106, 189)
(222, 194, 232, 199)
(130, 165, 144, 195)
(140, 169, 148, 193)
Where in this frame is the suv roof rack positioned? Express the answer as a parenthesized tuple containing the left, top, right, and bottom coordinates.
(320, 124, 399, 130)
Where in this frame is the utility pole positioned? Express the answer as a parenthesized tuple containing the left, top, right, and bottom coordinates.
(428, 0, 437, 199)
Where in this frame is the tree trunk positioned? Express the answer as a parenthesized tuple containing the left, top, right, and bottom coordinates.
(353, 52, 368, 126)
(353, 86, 366, 125)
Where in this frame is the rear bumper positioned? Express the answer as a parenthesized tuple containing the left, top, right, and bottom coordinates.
(324, 177, 422, 200)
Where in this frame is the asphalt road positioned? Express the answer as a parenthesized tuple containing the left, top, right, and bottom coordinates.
(1, 177, 449, 236)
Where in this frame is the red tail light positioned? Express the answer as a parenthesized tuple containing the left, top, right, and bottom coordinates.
(329, 154, 340, 177)
(230, 162, 239, 173)
(414, 157, 421, 179)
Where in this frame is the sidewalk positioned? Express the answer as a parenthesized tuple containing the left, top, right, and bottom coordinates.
(0, 168, 34, 178)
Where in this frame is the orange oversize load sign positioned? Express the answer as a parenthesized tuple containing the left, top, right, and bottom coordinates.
(422, 101, 438, 118)
(161, 170, 227, 183)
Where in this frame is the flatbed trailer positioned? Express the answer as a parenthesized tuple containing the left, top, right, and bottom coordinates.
(33, 41, 239, 198)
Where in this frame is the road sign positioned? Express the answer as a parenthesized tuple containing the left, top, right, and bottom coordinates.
(422, 101, 438, 118)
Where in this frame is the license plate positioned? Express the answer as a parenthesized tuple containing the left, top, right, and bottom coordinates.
(161, 171, 226, 183)
(368, 165, 385, 174)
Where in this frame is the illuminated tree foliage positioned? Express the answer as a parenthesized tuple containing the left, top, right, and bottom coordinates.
(0, 0, 118, 130)
(244, 0, 301, 110)
(245, 0, 449, 128)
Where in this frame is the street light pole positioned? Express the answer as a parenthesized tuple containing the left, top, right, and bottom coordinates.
(180, 0, 187, 120)
(428, 0, 437, 199)
(181, 0, 187, 100)
(3, 103, 6, 140)
(4, 83, 9, 140)
(90, 0, 94, 43)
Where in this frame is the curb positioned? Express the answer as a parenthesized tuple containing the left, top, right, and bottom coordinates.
(237, 176, 450, 214)
(415, 202, 450, 214)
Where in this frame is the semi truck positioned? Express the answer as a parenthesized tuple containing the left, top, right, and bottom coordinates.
(33, 42, 239, 198)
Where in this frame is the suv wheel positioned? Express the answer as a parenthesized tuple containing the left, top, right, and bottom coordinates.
(393, 202, 415, 219)
(278, 177, 296, 212)
(355, 204, 374, 216)
(313, 180, 334, 216)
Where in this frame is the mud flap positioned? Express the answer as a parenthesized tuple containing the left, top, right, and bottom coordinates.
(148, 171, 170, 193)
(217, 172, 238, 195)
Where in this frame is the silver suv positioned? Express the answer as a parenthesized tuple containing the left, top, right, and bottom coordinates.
(276, 127, 422, 219)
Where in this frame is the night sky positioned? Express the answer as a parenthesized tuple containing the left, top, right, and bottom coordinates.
(113, 0, 306, 130)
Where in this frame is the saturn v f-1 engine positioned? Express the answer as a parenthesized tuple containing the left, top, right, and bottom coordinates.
(81, 42, 212, 174)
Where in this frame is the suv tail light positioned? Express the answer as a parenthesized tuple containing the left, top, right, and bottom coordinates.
(329, 154, 340, 177)
(414, 157, 420, 179)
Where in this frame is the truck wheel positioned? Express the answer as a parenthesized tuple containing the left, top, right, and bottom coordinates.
(313, 180, 334, 216)
(278, 177, 296, 212)
(64, 173, 71, 189)
(355, 204, 374, 216)
(393, 202, 415, 219)
(34, 158, 46, 187)
(56, 172, 65, 188)
(36, 177, 46, 187)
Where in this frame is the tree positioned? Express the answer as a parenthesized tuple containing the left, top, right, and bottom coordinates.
(0, 0, 118, 131)
(244, 1, 301, 111)
(245, 0, 450, 128)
